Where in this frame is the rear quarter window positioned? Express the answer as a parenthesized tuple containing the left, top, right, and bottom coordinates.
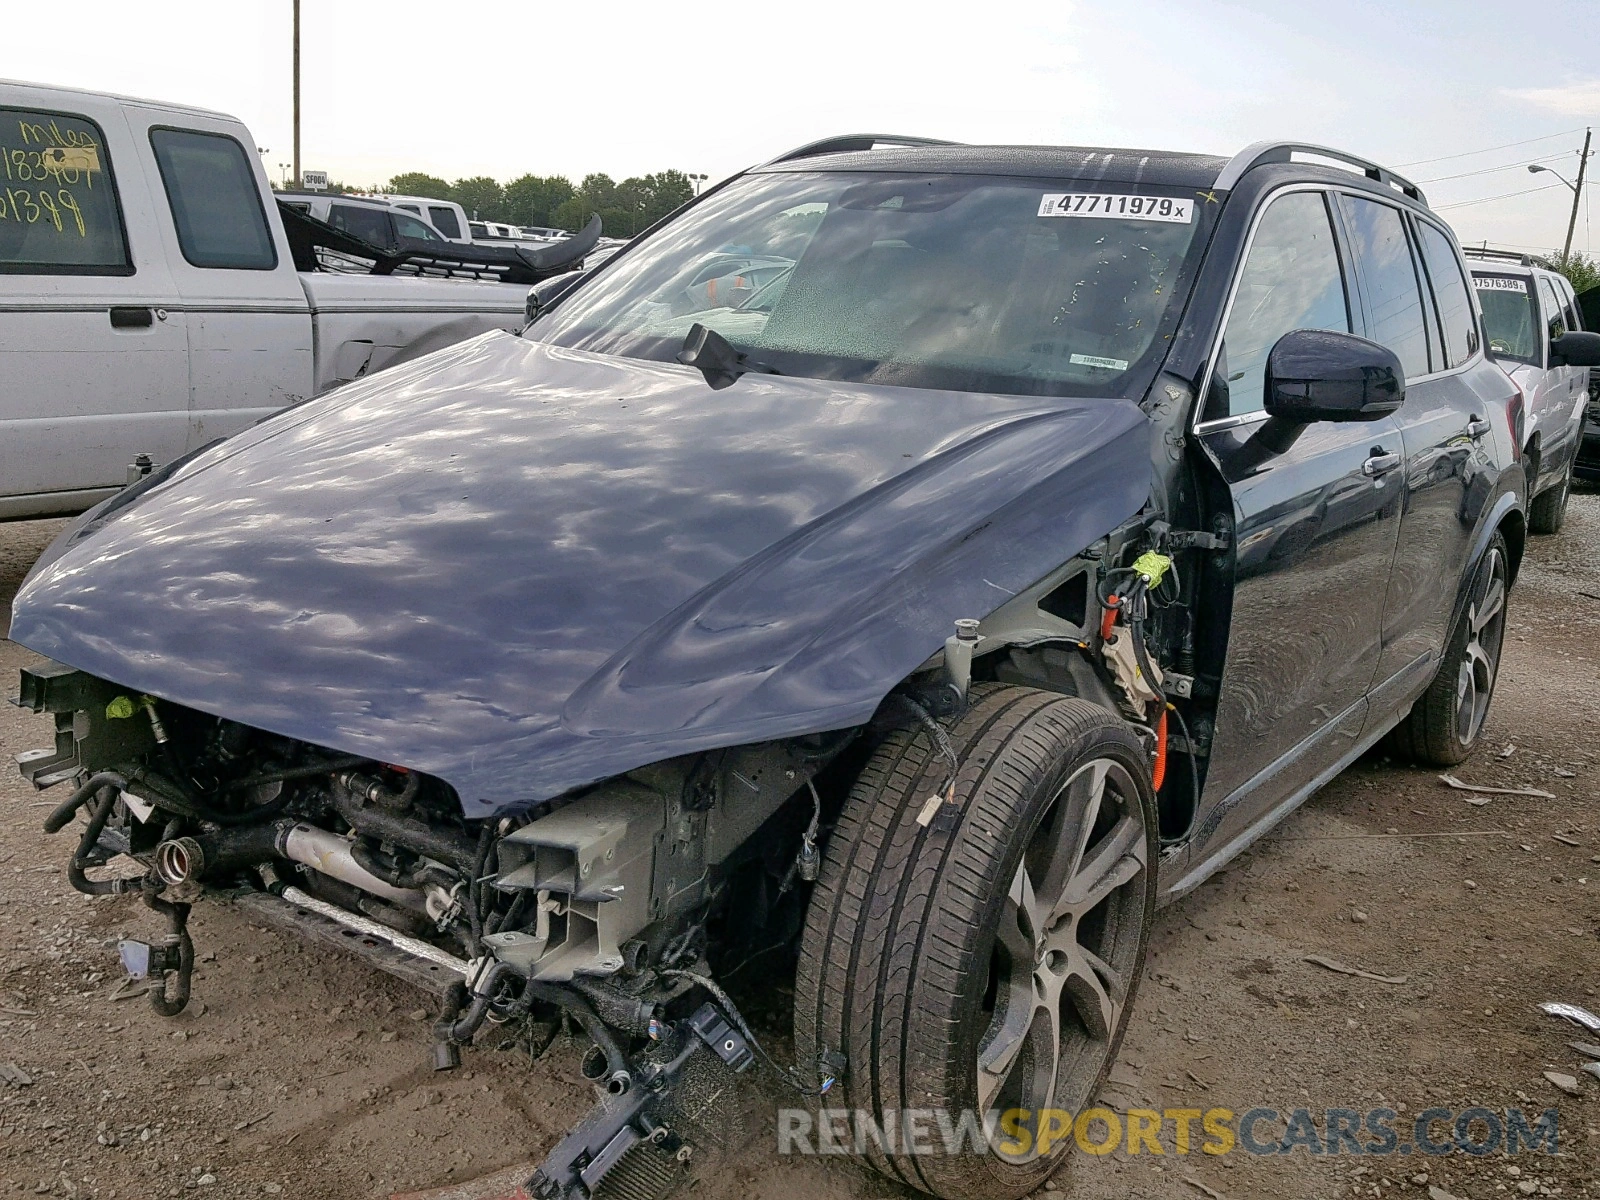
(0, 107, 132, 275)
(428, 205, 462, 238)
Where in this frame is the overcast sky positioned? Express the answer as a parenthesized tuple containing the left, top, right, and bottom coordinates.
(7, 0, 1600, 254)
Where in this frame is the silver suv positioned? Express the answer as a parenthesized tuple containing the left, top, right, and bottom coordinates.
(1468, 249, 1589, 532)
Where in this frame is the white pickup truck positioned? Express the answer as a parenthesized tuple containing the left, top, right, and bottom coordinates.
(0, 80, 537, 520)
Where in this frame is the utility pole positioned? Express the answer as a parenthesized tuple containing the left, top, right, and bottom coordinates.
(1563, 127, 1591, 261)
(292, 0, 301, 190)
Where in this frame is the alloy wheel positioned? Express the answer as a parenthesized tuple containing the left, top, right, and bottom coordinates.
(977, 757, 1149, 1150)
(1454, 545, 1507, 747)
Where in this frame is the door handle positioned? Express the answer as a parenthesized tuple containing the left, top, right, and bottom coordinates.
(1465, 415, 1492, 440)
(1362, 450, 1402, 478)
(109, 306, 154, 329)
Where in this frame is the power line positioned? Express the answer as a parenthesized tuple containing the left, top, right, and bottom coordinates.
(1395, 129, 1585, 169)
(1434, 182, 1566, 211)
(1417, 151, 1571, 185)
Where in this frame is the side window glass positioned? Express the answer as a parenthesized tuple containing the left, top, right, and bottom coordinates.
(149, 128, 276, 270)
(428, 205, 462, 238)
(329, 204, 391, 247)
(1212, 191, 1350, 418)
(1473, 274, 1538, 364)
(1336, 195, 1432, 379)
(1561, 279, 1582, 331)
(1414, 221, 1479, 368)
(393, 212, 443, 242)
(1539, 277, 1567, 340)
(0, 107, 132, 275)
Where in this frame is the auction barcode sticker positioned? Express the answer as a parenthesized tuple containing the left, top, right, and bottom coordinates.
(1039, 193, 1194, 223)
(1473, 275, 1529, 292)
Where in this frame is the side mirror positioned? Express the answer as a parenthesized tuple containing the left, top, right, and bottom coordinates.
(1263, 329, 1404, 423)
(1550, 330, 1600, 367)
(523, 269, 588, 326)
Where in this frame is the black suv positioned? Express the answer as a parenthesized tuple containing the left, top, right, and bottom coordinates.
(16, 136, 1593, 1200)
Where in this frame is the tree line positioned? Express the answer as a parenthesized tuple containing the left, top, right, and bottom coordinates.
(282, 169, 698, 237)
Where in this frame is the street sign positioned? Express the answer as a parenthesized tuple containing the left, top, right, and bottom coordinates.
(302, 170, 328, 192)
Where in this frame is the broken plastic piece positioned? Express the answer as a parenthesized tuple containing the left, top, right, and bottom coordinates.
(687, 1003, 754, 1073)
(1438, 774, 1555, 800)
(1539, 1001, 1600, 1034)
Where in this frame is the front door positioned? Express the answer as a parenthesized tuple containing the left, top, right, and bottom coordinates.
(1193, 187, 1404, 850)
(0, 93, 189, 516)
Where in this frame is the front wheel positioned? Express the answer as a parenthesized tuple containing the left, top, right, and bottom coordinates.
(1388, 531, 1510, 766)
(1529, 459, 1572, 535)
(795, 686, 1157, 1199)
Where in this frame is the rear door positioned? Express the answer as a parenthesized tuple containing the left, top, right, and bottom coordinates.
(1195, 187, 1404, 845)
(129, 105, 313, 445)
(0, 92, 189, 516)
(1369, 209, 1500, 704)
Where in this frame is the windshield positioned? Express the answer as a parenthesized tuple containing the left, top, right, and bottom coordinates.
(1472, 273, 1537, 365)
(532, 171, 1212, 398)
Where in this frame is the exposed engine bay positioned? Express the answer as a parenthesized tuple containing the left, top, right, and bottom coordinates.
(15, 660, 867, 1197)
(12, 515, 1222, 1199)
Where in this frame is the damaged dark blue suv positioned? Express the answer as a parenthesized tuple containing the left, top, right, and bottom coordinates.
(14, 135, 1586, 1200)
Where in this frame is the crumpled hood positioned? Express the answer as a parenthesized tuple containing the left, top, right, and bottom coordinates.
(11, 333, 1150, 815)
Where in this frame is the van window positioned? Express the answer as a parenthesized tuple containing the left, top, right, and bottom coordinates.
(1337, 195, 1431, 379)
(150, 128, 277, 270)
(1414, 221, 1479, 368)
(1212, 190, 1350, 418)
(0, 107, 132, 275)
(428, 205, 462, 238)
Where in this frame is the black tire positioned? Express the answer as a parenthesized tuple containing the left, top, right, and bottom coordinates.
(1387, 530, 1510, 766)
(795, 686, 1157, 1200)
(1528, 460, 1571, 535)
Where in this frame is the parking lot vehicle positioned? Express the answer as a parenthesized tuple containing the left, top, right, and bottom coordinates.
(374, 193, 472, 243)
(277, 190, 457, 246)
(15, 135, 1589, 1200)
(1466, 249, 1591, 531)
(1576, 283, 1600, 482)
(0, 80, 541, 521)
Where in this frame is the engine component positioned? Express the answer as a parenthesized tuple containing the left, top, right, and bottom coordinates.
(331, 779, 477, 870)
(153, 821, 429, 909)
(943, 616, 982, 703)
(487, 784, 662, 981)
(233, 883, 469, 999)
(525, 1021, 746, 1200)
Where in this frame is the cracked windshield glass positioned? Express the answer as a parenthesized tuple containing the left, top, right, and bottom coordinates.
(534, 171, 1208, 397)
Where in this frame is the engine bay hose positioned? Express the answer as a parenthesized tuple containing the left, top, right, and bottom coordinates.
(141, 889, 194, 1017)
(43, 771, 130, 835)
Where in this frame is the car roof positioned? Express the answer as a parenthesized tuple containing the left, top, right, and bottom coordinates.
(1, 77, 233, 122)
(756, 144, 1230, 189)
(752, 136, 1431, 208)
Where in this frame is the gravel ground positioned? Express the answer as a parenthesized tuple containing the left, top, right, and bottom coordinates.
(2, 491, 1598, 1200)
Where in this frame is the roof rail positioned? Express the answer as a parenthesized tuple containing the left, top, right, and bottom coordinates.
(763, 133, 959, 167)
(1462, 246, 1537, 267)
(1215, 141, 1427, 206)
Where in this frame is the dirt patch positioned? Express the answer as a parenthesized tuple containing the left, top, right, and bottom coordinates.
(3, 494, 1599, 1200)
